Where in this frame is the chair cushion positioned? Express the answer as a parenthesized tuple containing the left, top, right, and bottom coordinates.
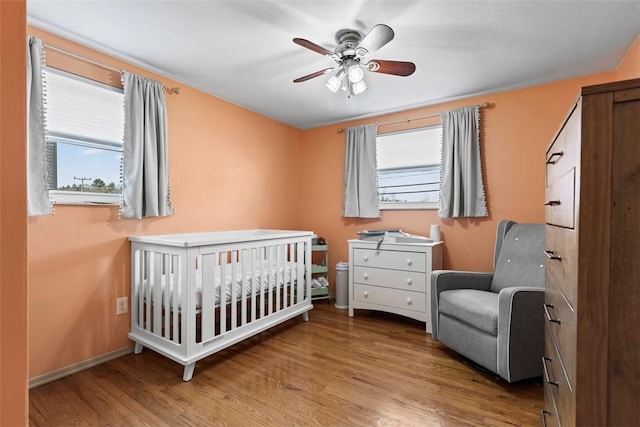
(438, 289, 499, 335)
(491, 223, 545, 293)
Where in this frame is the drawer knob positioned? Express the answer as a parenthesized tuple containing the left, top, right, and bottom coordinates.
(406, 298, 412, 305)
(363, 291, 369, 298)
(363, 256, 369, 262)
(543, 303, 561, 324)
(546, 151, 564, 164)
(406, 278, 412, 285)
(544, 250, 562, 261)
(406, 259, 412, 266)
(543, 200, 561, 206)
(542, 356, 559, 387)
(363, 273, 369, 280)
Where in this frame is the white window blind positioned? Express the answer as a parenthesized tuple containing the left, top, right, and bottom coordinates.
(46, 69, 124, 147)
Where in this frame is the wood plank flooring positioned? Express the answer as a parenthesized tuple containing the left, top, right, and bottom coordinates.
(29, 303, 543, 426)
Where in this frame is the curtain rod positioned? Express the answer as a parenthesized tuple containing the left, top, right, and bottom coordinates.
(42, 42, 181, 94)
(336, 102, 491, 133)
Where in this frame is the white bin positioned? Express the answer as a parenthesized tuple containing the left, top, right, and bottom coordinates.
(334, 261, 349, 309)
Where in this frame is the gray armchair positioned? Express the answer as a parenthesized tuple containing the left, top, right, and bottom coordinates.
(431, 220, 545, 383)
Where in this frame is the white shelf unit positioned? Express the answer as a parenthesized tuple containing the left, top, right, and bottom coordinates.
(311, 244, 331, 303)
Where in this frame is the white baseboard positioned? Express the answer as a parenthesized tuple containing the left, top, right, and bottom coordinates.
(29, 345, 134, 389)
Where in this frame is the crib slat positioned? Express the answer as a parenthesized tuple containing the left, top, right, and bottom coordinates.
(241, 249, 248, 326)
(136, 250, 144, 329)
(251, 248, 257, 322)
(267, 246, 275, 314)
(144, 251, 151, 331)
(258, 246, 269, 319)
(172, 255, 179, 343)
(220, 254, 227, 335)
(275, 244, 281, 312)
(201, 253, 216, 343)
(289, 243, 294, 307)
(297, 242, 305, 304)
(163, 254, 169, 339)
(230, 251, 238, 330)
(152, 252, 163, 335)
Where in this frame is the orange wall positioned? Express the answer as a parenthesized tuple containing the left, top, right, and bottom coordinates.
(27, 28, 304, 378)
(1, 1, 29, 424)
(300, 39, 640, 284)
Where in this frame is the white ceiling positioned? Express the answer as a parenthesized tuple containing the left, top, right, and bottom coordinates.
(27, 0, 640, 130)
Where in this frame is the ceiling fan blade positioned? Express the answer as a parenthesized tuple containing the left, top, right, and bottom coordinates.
(355, 24, 394, 57)
(293, 38, 336, 58)
(293, 68, 335, 83)
(367, 59, 416, 77)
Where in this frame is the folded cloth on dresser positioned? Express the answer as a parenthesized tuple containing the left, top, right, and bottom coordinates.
(143, 262, 300, 310)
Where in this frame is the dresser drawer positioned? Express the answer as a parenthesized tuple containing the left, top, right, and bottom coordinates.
(544, 328, 575, 427)
(543, 381, 561, 427)
(544, 225, 577, 307)
(353, 266, 426, 292)
(545, 271, 576, 388)
(546, 101, 580, 186)
(353, 283, 426, 313)
(545, 168, 575, 229)
(352, 248, 426, 272)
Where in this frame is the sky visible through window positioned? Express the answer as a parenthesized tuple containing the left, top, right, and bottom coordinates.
(56, 143, 122, 189)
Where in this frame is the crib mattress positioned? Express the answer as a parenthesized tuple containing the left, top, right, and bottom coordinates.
(143, 262, 300, 310)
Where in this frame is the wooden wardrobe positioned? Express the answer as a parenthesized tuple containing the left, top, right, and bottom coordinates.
(542, 78, 639, 426)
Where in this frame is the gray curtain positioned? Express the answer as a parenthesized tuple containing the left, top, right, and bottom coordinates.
(26, 36, 52, 216)
(439, 105, 487, 218)
(343, 124, 379, 218)
(121, 71, 174, 219)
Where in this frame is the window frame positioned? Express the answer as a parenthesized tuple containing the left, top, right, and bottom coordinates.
(44, 66, 124, 206)
(376, 125, 443, 211)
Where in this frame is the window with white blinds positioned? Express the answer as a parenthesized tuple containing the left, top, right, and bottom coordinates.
(45, 67, 124, 204)
(376, 125, 442, 210)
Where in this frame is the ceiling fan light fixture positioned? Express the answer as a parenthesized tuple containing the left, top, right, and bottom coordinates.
(325, 68, 345, 93)
(351, 79, 368, 95)
(347, 65, 365, 83)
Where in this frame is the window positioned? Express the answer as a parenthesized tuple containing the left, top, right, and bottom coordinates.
(377, 125, 443, 210)
(45, 67, 124, 205)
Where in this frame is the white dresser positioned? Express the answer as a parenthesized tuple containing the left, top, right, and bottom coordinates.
(348, 239, 443, 333)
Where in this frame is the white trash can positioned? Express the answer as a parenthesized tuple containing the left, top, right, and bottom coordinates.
(334, 262, 349, 309)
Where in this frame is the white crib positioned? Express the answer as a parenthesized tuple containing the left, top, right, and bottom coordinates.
(128, 229, 314, 381)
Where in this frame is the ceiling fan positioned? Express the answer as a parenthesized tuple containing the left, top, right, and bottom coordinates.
(292, 24, 416, 97)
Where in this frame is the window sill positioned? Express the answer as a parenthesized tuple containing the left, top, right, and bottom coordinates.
(379, 202, 439, 211)
(50, 190, 120, 206)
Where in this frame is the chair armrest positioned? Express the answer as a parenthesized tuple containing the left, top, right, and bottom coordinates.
(430, 271, 493, 340)
(496, 287, 545, 382)
(431, 270, 493, 295)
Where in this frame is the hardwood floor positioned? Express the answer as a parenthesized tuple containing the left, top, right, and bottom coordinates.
(29, 303, 543, 426)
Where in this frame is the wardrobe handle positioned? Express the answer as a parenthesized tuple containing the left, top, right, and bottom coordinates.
(541, 410, 552, 427)
(544, 304, 561, 324)
(542, 357, 559, 387)
(544, 250, 562, 261)
(544, 200, 561, 206)
(546, 151, 564, 164)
